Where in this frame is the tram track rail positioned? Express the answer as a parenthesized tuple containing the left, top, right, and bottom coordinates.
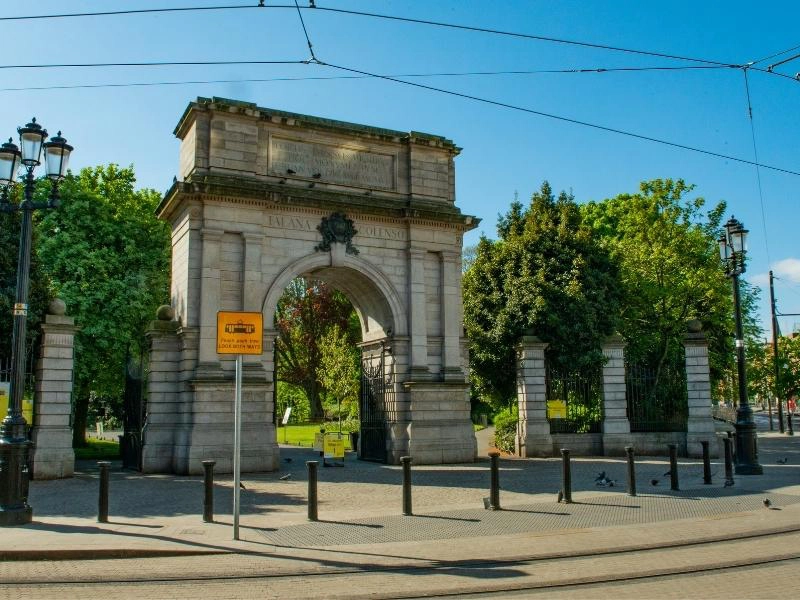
(4, 525, 800, 596)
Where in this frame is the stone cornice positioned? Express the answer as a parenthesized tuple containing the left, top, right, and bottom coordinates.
(158, 175, 479, 232)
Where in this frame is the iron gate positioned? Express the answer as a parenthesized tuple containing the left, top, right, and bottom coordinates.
(359, 345, 392, 462)
(121, 352, 146, 470)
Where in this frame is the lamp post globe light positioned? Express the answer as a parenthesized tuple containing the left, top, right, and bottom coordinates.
(718, 216, 763, 475)
(0, 118, 73, 526)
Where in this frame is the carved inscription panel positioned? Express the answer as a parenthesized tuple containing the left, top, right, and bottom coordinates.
(270, 137, 395, 190)
(264, 214, 407, 242)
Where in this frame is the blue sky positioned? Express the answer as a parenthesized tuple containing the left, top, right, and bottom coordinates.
(1, 1, 798, 333)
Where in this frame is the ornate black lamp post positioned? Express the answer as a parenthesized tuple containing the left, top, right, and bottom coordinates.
(718, 216, 763, 475)
(0, 118, 73, 526)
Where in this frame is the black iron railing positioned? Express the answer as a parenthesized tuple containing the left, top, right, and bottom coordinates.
(626, 361, 688, 432)
(546, 364, 603, 434)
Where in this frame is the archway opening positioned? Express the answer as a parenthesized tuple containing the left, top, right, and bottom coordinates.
(269, 265, 397, 462)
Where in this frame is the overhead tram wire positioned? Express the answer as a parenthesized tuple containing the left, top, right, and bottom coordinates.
(293, 0, 318, 62)
(748, 42, 800, 67)
(742, 70, 772, 264)
(0, 64, 734, 90)
(1, 3, 736, 69)
(315, 60, 800, 178)
(0, 59, 311, 71)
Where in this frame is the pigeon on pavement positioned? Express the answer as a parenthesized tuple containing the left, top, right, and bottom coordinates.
(763, 498, 772, 509)
(279, 474, 292, 481)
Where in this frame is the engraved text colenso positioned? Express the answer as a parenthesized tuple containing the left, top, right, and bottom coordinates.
(270, 138, 395, 189)
(265, 214, 406, 241)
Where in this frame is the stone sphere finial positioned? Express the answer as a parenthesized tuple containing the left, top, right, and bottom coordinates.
(687, 319, 703, 333)
(48, 298, 66, 316)
(156, 305, 175, 321)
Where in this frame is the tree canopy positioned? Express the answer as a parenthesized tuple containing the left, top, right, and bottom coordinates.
(35, 165, 171, 446)
(463, 181, 621, 406)
(274, 278, 360, 420)
(581, 179, 751, 384)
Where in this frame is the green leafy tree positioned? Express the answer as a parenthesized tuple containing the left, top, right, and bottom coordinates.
(581, 179, 745, 388)
(35, 165, 171, 446)
(318, 324, 360, 425)
(274, 278, 360, 421)
(463, 181, 621, 406)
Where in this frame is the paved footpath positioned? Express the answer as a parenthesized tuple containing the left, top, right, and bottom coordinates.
(1, 430, 798, 598)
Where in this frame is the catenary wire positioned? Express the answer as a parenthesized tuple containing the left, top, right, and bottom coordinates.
(0, 60, 310, 70)
(742, 70, 772, 265)
(293, 0, 317, 61)
(317, 60, 800, 177)
(749, 43, 800, 66)
(0, 3, 737, 68)
(0, 64, 735, 91)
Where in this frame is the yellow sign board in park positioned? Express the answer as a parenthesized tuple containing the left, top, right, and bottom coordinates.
(216, 311, 264, 355)
(324, 436, 345, 459)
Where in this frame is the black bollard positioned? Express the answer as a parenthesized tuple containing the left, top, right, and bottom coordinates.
(560, 448, 572, 504)
(97, 461, 111, 523)
(307, 461, 318, 521)
(668, 444, 679, 491)
(727, 431, 736, 463)
(625, 446, 636, 497)
(202, 460, 216, 523)
(401, 456, 413, 516)
(701, 441, 712, 485)
(723, 437, 735, 486)
(488, 451, 501, 510)
(788, 412, 794, 436)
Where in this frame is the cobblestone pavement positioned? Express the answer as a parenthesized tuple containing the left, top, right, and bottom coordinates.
(0, 431, 797, 599)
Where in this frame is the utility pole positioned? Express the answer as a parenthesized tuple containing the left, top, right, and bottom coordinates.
(769, 271, 785, 433)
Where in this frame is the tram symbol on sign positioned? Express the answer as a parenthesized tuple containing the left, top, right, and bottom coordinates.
(224, 320, 256, 334)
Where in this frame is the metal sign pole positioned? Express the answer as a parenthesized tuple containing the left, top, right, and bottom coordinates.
(233, 353, 242, 540)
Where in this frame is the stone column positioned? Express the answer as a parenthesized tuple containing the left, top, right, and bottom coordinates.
(440, 251, 464, 382)
(516, 333, 551, 457)
(30, 299, 77, 480)
(684, 321, 718, 458)
(601, 335, 631, 455)
(407, 247, 430, 380)
(141, 307, 181, 473)
(196, 228, 223, 374)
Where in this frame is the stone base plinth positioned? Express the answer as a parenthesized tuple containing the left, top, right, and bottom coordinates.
(404, 382, 476, 464)
(30, 428, 74, 479)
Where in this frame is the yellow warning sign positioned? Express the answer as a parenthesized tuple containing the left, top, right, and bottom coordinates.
(217, 311, 263, 355)
(547, 400, 567, 419)
(324, 436, 345, 459)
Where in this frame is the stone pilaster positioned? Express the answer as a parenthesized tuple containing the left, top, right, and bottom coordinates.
(516, 334, 551, 457)
(197, 228, 223, 374)
(601, 335, 631, 455)
(407, 247, 430, 380)
(440, 251, 465, 381)
(141, 313, 181, 473)
(30, 301, 77, 479)
(684, 324, 718, 458)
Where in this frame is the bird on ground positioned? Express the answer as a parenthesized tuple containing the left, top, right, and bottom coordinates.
(239, 482, 247, 490)
(284, 457, 292, 463)
(763, 498, 772, 509)
(312, 172, 322, 179)
(650, 479, 659, 486)
(776, 457, 788, 464)
(594, 471, 606, 482)
(557, 490, 564, 503)
(663, 470, 672, 477)
(286, 168, 296, 174)
(724, 479, 735, 487)
(279, 474, 292, 481)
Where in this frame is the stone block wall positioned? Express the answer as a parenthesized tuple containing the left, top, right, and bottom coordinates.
(30, 306, 77, 480)
(516, 335, 552, 457)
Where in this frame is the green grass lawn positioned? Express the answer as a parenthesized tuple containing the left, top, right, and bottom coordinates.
(277, 423, 355, 450)
(74, 437, 121, 460)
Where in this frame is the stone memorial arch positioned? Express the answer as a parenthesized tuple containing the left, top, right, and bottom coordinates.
(142, 97, 478, 474)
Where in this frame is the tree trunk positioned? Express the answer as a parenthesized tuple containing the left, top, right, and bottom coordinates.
(306, 378, 324, 422)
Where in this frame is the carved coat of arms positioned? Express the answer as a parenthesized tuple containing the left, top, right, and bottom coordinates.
(315, 212, 359, 255)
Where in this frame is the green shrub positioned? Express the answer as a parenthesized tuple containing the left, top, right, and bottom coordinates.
(492, 404, 518, 453)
